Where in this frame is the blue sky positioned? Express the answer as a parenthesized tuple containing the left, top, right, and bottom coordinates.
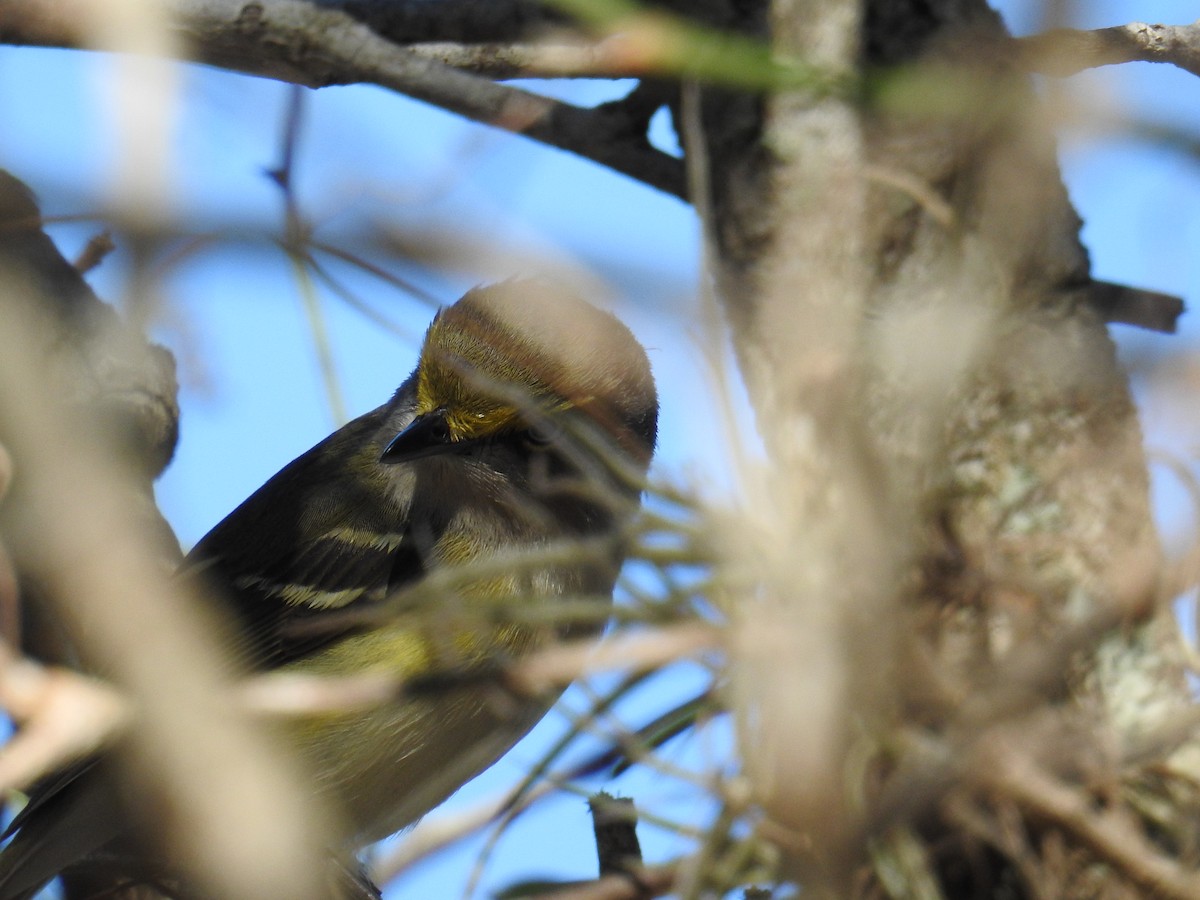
(1, 1, 1199, 896)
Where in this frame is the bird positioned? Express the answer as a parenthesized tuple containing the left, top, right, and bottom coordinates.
(0, 279, 658, 898)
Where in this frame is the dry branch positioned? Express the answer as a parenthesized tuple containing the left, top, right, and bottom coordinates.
(1018, 20, 1200, 78)
(536, 863, 678, 899)
(0, 648, 130, 792)
(0, 0, 686, 197)
(405, 38, 643, 78)
(0, 169, 336, 900)
(984, 748, 1200, 900)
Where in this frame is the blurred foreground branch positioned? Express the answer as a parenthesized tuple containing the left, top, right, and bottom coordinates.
(0, 645, 129, 793)
(0, 171, 336, 900)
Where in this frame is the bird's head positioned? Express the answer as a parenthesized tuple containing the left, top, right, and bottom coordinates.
(379, 281, 657, 488)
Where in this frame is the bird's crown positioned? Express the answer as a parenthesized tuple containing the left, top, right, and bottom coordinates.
(414, 280, 657, 460)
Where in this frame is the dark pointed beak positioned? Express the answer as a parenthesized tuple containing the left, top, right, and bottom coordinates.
(380, 409, 455, 464)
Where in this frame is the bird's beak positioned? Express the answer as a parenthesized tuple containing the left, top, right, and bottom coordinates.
(380, 409, 456, 464)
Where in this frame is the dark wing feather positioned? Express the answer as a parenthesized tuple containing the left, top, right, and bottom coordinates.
(0, 759, 119, 900)
(181, 406, 423, 670)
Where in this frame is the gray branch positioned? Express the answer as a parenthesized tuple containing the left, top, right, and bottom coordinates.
(405, 40, 642, 79)
(0, 0, 685, 198)
(1017, 20, 1200, 78)
(320, 0, 563, 44)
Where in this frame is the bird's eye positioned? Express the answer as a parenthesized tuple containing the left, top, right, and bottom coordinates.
(428, 415, 452, 443)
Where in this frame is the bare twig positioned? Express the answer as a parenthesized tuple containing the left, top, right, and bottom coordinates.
(589, 793, 644, 877)
(406, 37, 642, 79)
(237, 623, 717, 720)
(536, 863, 678, 899)
(507, 623, 718, 696)
(0, 0, 686, 198)
(867, 585, 1156, 838)
(0, 647, 130, 792)
(72, 231, 116, 275)
(1017, 21, 1200, 78)
(984, 748, 1200, 900)
(268, 84, 349, 424)
(237, 671, 400, 716)
(0, 295, 335, 900)
(1086, 280, 1185, 334)
(371, 780, 559, 884)
(863, 164, 956, 229)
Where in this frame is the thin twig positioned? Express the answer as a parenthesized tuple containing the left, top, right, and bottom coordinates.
(863, 164, 955, 229)
(236, 623, 717, 719)
(985, 747, 1200, 900)
(406, 38, 641, 79)
(269, 85, 349, 424)
(0, 0, 686, 198)
(1016, 21, 1200, 78)
(589, 793, 643, 877)
(867, 584, 1156, 838)
(536, 863, 678, 899)
(72, 230, 117, 274)
(371, 780, 558, 884)
(507, 623, 719, 696)
(0, 646, 131, 792)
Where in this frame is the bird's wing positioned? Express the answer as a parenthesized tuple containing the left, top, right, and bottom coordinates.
(182, 412, 424, 670)
(0, 759, 119, 900)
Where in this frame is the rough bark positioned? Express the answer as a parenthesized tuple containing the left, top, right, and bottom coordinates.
(703, 0, 1193, 894)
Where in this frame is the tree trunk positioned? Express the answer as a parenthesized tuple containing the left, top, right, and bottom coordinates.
(704, 0, 1194, 894)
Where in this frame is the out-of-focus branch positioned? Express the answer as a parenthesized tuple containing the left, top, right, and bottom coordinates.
(1017, 20, 1200, 78)
(0, 0, 686, 198)
(0, 647, 129, 792)
(239, 622, 718, 717)
(71, 230, 117, 275)
(0, 295, 337, 900)
(372, 780, 559, 884)
(0, 171, 179, 487)
(321, 0, 563, 45)
(710, 0, 890, 884)
(536, 862, 678, 899)
(984, 747, 1200, 900)
(589, 793, 643, 877)
(867, 583, 1157, 839)
(405, 38, 645, 78)
(1086, 280, 1185, 334)
(0, 168, 337, 898)
(507, 622, 718, 696)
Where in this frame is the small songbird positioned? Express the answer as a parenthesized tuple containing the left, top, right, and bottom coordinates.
(0, 280, 658, 898)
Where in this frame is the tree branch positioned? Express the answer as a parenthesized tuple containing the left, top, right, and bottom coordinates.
(589, 793, 644, 878)
(985, 748, 1200, 900)
(1085, 280, 1184, 334)
(1017, 20, 1200, 78)
(538, 863, 678, 899)
(333, 0, 564, 45)
(0, 0, 686, 198)
(405, 39, 643, 79)
(0, 646, 130, 792)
